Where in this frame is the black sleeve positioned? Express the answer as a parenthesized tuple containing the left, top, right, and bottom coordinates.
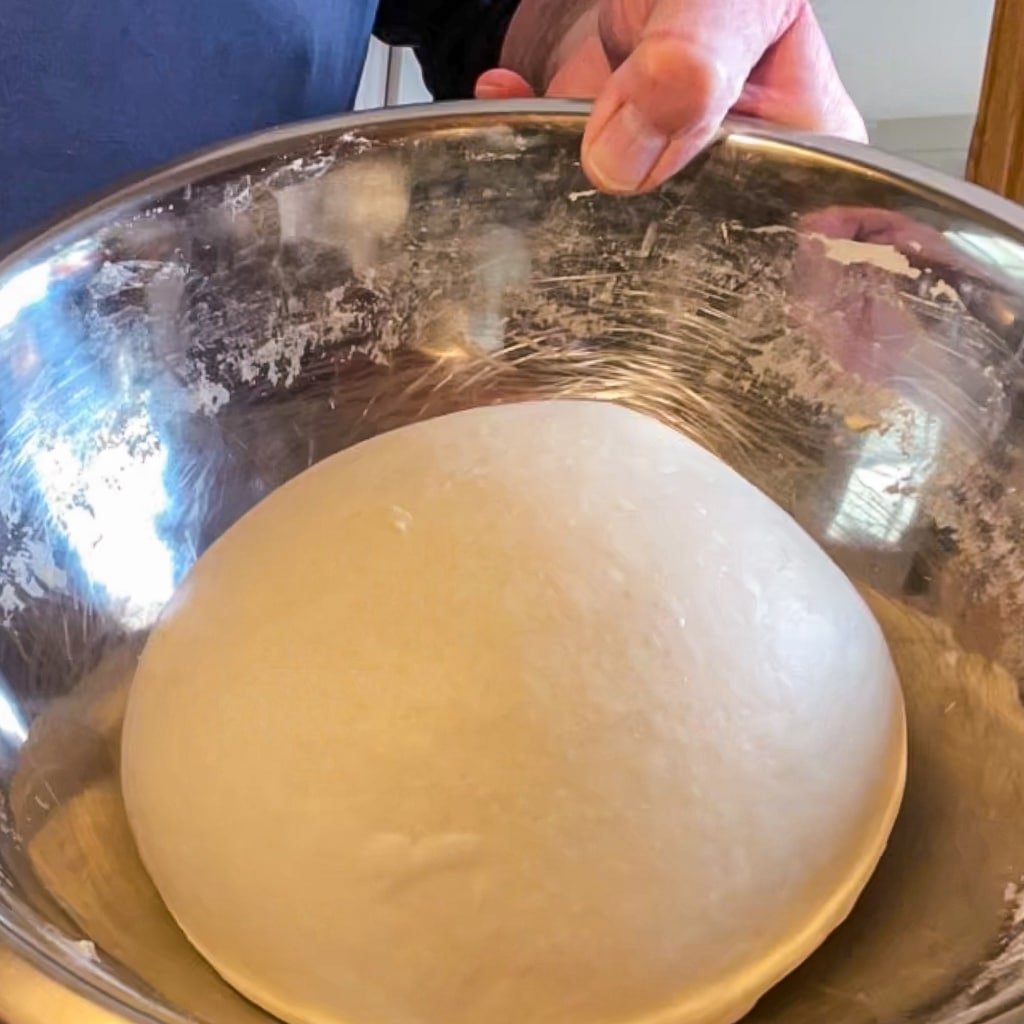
(373, 0, 522, 100)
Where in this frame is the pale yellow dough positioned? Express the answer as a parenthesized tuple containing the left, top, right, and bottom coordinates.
(122, 400, 906, 1024)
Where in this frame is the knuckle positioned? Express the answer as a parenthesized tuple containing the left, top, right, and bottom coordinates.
(632, 38, 735, 125)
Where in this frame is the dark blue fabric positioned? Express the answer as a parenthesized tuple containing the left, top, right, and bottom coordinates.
(0, 1, 378, 243)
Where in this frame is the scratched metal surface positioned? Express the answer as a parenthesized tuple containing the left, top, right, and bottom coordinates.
(3, 102, 1024, 1024)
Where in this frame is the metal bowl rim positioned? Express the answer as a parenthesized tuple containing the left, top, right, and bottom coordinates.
(4, 97, 1024, 1024)
(2, 98, 1024, 273)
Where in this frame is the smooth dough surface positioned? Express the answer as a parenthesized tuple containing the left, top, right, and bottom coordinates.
(122, 400, 906, 1024)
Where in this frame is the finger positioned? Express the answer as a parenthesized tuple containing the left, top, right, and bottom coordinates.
(800, 206, 910, 240)
(582, 0, 806, 193)
(732, 4, 866, 141)
(799, 206, 968, 271)
(475, 69, 536, 99)
(546, 35, 613, 97)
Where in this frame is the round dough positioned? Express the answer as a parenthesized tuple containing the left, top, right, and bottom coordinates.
(122, 400, 906, 1024)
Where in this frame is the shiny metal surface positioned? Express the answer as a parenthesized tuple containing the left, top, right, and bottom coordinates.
(2, 100, 1024, 1024)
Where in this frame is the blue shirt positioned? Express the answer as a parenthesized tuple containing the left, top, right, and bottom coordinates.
(0, 0, 381, 242)
(0, 1, 381, 242)
(0, 0, 517, 245)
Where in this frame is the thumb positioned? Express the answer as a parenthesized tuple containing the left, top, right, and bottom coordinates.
(582, 0, 804, 192)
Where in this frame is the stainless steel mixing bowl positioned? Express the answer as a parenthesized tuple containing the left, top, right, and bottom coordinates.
(2, 100, 1024, 1024)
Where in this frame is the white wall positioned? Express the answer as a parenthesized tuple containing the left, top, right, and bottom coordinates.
(354, 38, 391, 111)
(354, 41, 431, 110)
(391, 49, 431, 106)
(866, 114, 975, 177)
(814, 0, 994, 121)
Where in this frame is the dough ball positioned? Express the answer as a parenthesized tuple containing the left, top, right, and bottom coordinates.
(122, 400, 906, 1024)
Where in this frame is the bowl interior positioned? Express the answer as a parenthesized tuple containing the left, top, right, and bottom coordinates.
(3, 104, 1024, 1024)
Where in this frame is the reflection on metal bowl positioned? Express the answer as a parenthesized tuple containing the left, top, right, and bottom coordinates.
(2, 100, 1024, 1024)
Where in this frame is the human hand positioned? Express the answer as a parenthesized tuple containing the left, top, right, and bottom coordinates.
(477, 0, 866, 194)
(792, 206, 1016, 384)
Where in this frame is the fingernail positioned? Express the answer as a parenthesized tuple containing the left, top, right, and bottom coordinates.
(585, 103, 669, 193)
